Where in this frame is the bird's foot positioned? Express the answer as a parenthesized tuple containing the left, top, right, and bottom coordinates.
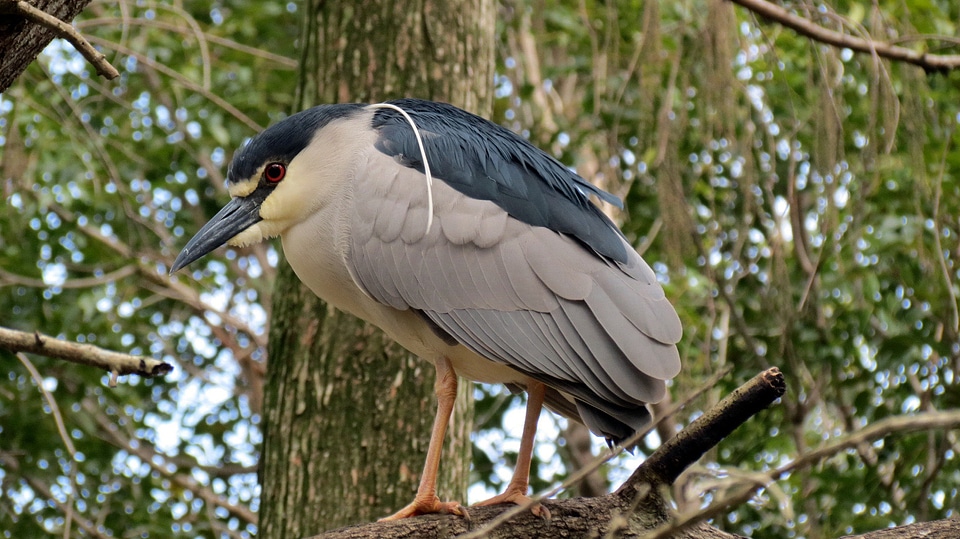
(474, 488, 550, 518)
(379, 495, 467, 521)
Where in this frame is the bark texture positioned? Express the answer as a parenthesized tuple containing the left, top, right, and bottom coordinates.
(259, 1, 494, 537)
(0, 0, 93, 92)
(298, 368, 956, 539)
(304, 368, 789, 539)
(305, 509, 960, 539)
(307, 501, 745, 539)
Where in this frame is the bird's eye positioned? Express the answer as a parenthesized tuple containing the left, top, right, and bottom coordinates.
(264, 162, 286, 183)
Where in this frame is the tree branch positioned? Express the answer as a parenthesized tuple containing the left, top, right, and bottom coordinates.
(841, 519, 960, 539)
(84, 399, 259, 526)
(728, 0, 960, 72)
(642, 409, 960, 539)
(0, 326, 172, 380)
(0, 456, 111, 539)
(294, 366, 958, 538)
(0, 0, 119, 79)
(306, 369, 784, 539)
(774, 410, 960, 479)
(619, 367, 785, 499)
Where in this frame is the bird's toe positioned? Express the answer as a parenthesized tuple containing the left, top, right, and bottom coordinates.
(379, 495, 466, 521)
(474, 488, 549, 518)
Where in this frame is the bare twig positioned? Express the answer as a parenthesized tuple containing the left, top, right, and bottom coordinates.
(83, 34, 261, 131)
(729, 0, 960, 72)
(85, 399, 259, 526)
(0, 326, 173, 378)
(15, 353, 79, 539)
(930, 129, 959, 334)
(0, 265, 136, 289)
(0, 0, 120, 79)
(775, 410, 960, 478)
(75, 17, 298, 68)
(0, 457, 110, 539)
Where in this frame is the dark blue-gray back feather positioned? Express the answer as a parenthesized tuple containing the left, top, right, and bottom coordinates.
(370, 98, 629, 263)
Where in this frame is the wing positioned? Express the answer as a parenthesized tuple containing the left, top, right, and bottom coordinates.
(348, 146, 681, 427)
(371, 99, 629, 263)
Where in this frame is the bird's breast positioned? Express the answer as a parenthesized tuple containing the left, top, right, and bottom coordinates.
(280, 201, 371, 320)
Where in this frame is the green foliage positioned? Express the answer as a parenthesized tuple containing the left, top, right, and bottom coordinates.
(2, 0, 959, 537)
(492, 0, 959, 536)
(0, 1, 296, 536)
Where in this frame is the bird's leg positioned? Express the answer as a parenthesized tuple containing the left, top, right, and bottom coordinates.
(474, 380, 549, 517)
(380, 356, 465, 520)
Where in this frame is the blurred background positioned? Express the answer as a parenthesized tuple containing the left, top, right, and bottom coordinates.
(1, 1, 959, 537)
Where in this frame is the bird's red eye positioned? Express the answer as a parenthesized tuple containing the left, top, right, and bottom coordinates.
(264, 162, 286, 183)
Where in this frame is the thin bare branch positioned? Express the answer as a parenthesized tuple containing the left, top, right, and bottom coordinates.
(930, 129, 960, 334)
(83, 35, 262, 131)
(0, 326, 173, 378)
(85, 399, 259, 526)
(15, 353, 79, 539)
(729, 0, 960, 72)
(0, 265, 137, 289)
(1, 457, 110, 539)
(76, 16, 297, 68)
(776, 410, 960, 478)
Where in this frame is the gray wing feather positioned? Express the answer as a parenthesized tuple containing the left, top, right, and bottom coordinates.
(349, 149, 681, 418)
(523, 236, 594, 300)
(556, 298, 668, 402)
(583, 285, 682, 381)
(374, 194, 407, 242)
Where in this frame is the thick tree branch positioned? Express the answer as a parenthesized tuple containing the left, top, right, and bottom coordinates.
(304, 369, 958, 539)
(0, 326, 172, 380)
(0, 0, 119, 79)
(841, 519, 960, 539)
(454, 366, 735, 539)
(306, 369, 783, 539)
(729, 0, 960, 72)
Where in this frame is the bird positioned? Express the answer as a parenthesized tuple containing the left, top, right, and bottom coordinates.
(171, 98, 681, 520)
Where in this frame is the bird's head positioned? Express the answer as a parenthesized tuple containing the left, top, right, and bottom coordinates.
(170, 104, 367, 273)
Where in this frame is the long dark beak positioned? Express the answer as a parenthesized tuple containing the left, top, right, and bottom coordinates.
(171, 196, 263, 273)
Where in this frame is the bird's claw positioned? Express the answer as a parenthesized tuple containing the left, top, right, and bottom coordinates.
(379, 495, 467, 521)
(474, 489, 550, 519)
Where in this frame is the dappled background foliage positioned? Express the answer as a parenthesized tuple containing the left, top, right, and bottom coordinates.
(2, 0, 959, 538)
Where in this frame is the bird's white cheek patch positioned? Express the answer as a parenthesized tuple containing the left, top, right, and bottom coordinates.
(259, 195, 285, 221)
(256, 190, 306, 239)
(228, 178, 259, 198)
(228, 225, 265, 248)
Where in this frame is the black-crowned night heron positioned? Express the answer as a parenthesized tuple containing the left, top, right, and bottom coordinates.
(172, 98, 681, 520)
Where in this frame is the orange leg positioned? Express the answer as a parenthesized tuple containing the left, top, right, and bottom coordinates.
(475, 380, 549, 517)
(380, 357, 465, 520)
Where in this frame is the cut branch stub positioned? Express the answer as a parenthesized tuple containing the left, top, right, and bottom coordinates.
(617, 367, 786, 500)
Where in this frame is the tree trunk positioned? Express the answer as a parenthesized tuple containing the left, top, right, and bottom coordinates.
(0, 0, 94, 93)
(259, 1, 494, 537)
